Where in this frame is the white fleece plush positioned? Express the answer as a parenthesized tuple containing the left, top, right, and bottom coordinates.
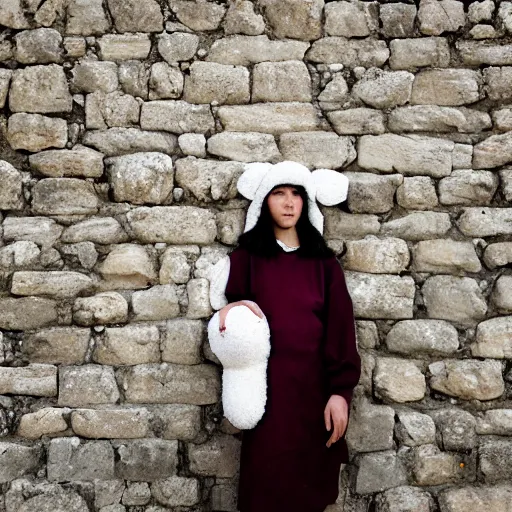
(208, 305, 270, 429)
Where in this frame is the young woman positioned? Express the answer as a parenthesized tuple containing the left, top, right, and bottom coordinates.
(216, 164, 361, 512)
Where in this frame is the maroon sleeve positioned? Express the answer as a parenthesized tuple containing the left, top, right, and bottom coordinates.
(224, 247, 252, 304)
(323, 257, 361, 410)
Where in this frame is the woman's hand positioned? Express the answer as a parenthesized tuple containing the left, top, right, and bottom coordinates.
(324, 394, 349, 448)
(218, 300, 264, 332)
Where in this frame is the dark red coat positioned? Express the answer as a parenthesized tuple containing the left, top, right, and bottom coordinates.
(224, 244, 361, 512)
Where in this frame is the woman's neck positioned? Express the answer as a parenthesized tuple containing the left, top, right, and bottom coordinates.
(274, 226, 300, 247)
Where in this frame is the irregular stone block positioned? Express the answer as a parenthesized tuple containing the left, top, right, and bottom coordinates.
(151, 476, 200, 507)
(0, 0, 29, 29)
(208, 132, 280, 163)
(380, 212, 452, 241)
(0, 364, 57, 396)
(484, 66, 512, 101)
(483, 242, 512, 269)
(188, 434, 241, 478)
(458, 207, 512, 236)
(223, 1, 265, 36)
(380, 4, 417, 38)
(438, 485, 512, 511)
(187, 278, 213, 319)
(396, 176, 438, 210)
(132, 285, 180, 321)
(29, 146, 104, 178)
(492, 276, 512, 313)
(98, 34, 151, 61)
(62, 218, 128, 244)
(106, 0, 163, 32)
(86, 91, 140, 129)
(457, 41, 512, 66)
(14, 28, 63, 64)
(477, 409, 512, 436)
(323, 210, 380, 240)
(374, 357, 426, 403)
(161, 319, 203, 365)
(17, 407, 68, 439)
(71, 60, 119, 94)
(119, 60, 149, 99)
(471, 316, 512, 358)
(473, 132, 512, 168)
(430, 408, 477, 451)
(169, 0, 226, 31)
(412, 239, 481, 273)
(71, 408, 150, 438)
(325, 1, 374, 37)
(0, 160, 23, 210)
(66, 0, 110, 35)
(418, 0, 465, 35)
(356, 450, 407, 494)
(0, 69, 12, 109)
(7, 113, 67, 152)
(479, 439, 512, 483)
(148, 62, 183, 100)
(345, 172, 402, 214)
(0, 443, 40, 483)
(395, 410, 436, 447)
(328, 108, 386, 135)
(0, 297, 58, 330)
(73, 291, 128, 326)
(389, 37, 450, 69)
(439, 170, 497, 205)
(413, 444, 459, 486)
(157, 32, 199, 63)
(123, 481, 151, 506)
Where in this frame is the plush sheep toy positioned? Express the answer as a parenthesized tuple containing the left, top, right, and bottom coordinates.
(207, 161, 349, 430)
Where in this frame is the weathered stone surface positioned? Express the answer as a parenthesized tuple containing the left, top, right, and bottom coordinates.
(0, 160, 23, 210)
(328, 108, 386, 135)
(207, 132, 280, 163)
(412, 239, 481, 273)
(29, 146, 104, 178)
(7, 113, 68, 152)
(0, 364, 57, 396)
(0, 443, 40, 483)
(438, 485, 512, 511)
(431, 408, 477, 451)
(318, 73, 349, 105)
(396, 176, 438, 210)
(457, 207, 512, 237)
(86, 91, 140, 129)
(73, 292, 128, 326)
(161, 319, 203, 365)
(413, 443, 459, 486)
(187, 278, 213, 319)
(323, 209, 380, 240)
(93, 324, 160, 365)
(123, 481, 151, 506)
(492, 276, 512, 313)
(374, 357, 426, 403)
(59, 364, 120, 406)
(184, 61, 250, 105)
(217, 103, 322, 134)
(115, 439, 178, 481)
(107, 0, 163, 32)
(471, 317, 512, 358)
(253, 61, 311, 103)
(479, 439, 512, 483)
(345, 272, 415, 319)
(32, 178, 99, 216)
(158, 32, 199, 63)
(188, 434, 241, 478)
(216, 209, 246, 246)
(17, 407, 68, 439)
(308, 36, 388, 68)
(484, 242, 512, 269)
(439, 170, 497, 205)
(429, 359, 504, 400)
(418, 0, 465, 35)
(106, 152, 173, 205)
(457, 41, 512, 66)
(389, 37, 450, 70)
(386, 319, 459, 356)
(223, 1, 265, 36)
(48, 438, 115, 481)
(178, 134, 206, 158)
(64, 37, 87, 57)
(159, 246, 197, 284)
(207, 35, 309, 66)
(98, 34, 151, 61)
(15, 28, 63, 64)
(473, 132, 512, 168)
(477, 409, 512, 436)
(119, 60, 149, 99)
(175, 158, 244, 202)
(83, 128, 177, 156)
(170, 0, 226, 31)
(346, 399, 395, 453)
(62, 218, 128, 244)
(353, 68, 414, 109)
(325, 1, 375, 37)
(381, 212, 451, 241)
(380, 4, 417, 38)
(0, 297, 58, 330)
(3, 217, 63, 248)
(358, 134, 453, 177)
(71, 60, 118, 94)
(0, 241, 40, 270)
(279, 132, 354, 169)
(469, 0, 494, 23)
(342, 236, 409, 273)
(388, 106, 491, 133)
(10, 65, 72, 114)
(99, 244, 157, 289)
(118, 363, 220, 405)
(501, 169, 512, 201)
(66, 0, 110, 35)
(141, 101, 214, 134)
(376, 486, 432, 512)
(396, 410, 436, 447)
(356, 451, 407, 494)
(127, 206, 217, 244)
(151, 476, 200, 507)
(0, 69, 12, 108)
(0, 0, 29, 29)
(71, 408, 150, 438)
(345, 172, 402, 214)
(153, 404, 201, 441)
(12, 270, 93, 298)
(484, 67, 512, 101)
(23, 327, 90, 364)
(149, 62, 183, 100)
(132, 285, 180, 321)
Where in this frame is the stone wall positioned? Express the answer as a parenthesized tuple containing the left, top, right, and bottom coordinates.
(0, 0, 512, 510)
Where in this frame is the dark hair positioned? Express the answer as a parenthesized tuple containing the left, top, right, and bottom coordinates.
(235, 183, 335, 259)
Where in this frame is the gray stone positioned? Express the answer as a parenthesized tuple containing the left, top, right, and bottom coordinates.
(64, 37, 87, 58)
(380, 212, 452, 241)
(22, 327, 89, 364)
(154, 404, 202, 440)
(457, 41, 512, 66)
(0, 160, 23, 210)
(17, 407, 68, 439)
(148, 62, 183, 100)
(157, 32, 199, 63)
(492, 277, 512, 313)
(418, 0, 465, 35)
(471, 316, 512, 358)
(62, 217, 128, 244)
(473, 132, 512, 168)
(48, 438, 115, 481)
(252, 61, 311, 102)
(208, 132, 280, 163)
(83, 128, 177, 156)
(468, 23, 497, 39)
(32, 178, 99, 216)
(122, 482, 151, 506)
(73, 292, 128, 326)
(0, 364, 57, 396)
(118, 363, 220, 405)
(412, 239, 482, 273)
(7, 113, 68, 152)
(396, 176, 438, 210)
(374, 358, 426, 403)
(430, 408, 477, 451)
(380, 4, 417, 38)
(178, 134, 206, 158)
(29, 146, 104, 178)
(58, 365, 120, 406)
(376, 486, 432, 512)
(484, 66, 512, 101)
(216, 209, 245, 246)
(0, 297, 58, 330)
(11, 270, 93, 298)
(439, 170, 497, 205)
(98, 34, 151, 61)
(483, 242, 512, 269)
(184, 61, 250, 105)
(188, 434, 241, 477)
(323, 210, 380, 240)
(187, 278, 213, 319)
(390, 37, 450, 70)
(10, 65, 72, 113)
(479, 439, 512, 482)
(438, 484, 512, 511)
(86, 91, 140, 129)
(501, 168, 512, 201)
(141, 100, 215, 134)
(413, 443, 459, 486)
(477, 409, 512, 436)
(107, 0, 163, 32)
(159, 246, 198, 284)
(162, 318, 203, 365)
(345, 172, 402, 214)
(71, 60, 119, 94)
(356, 451, 407, 494)
(217, 103, 322, 135)
(0, 0, 29, 29)
(15, 28, 63, 64)
(207, 35, 309, 66)
(457, 207, 512, 237)
(0, 69, 12, 108)
(66, 0, 110, 35)
(151, 476, 200, 507)
(0, 443, 40, 483)
(328, 108, 386, 135)
(223, 1, 265, 35)
(119, 60, 149, 99)
(318, 73, 349, 104)
(307, 37, 389, 67)
(0, 241, 40, 270)
(396, 411, 436, 447)
(386, 319, 459, 356)
(429, 359, 504, 400)
(469, 0, 495, 23)
(132, 285, 180, 321)
(169, 0, 226, 31)
(325, 1, 374, 37)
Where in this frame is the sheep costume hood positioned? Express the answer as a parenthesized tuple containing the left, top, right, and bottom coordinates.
(207, 161, 349, 429)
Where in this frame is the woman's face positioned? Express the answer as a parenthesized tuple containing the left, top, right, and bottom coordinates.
(267, 185, 304, 229)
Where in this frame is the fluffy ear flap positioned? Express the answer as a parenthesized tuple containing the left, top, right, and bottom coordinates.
(312, 169, 349, 206)
(237, 163, 272, 200)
